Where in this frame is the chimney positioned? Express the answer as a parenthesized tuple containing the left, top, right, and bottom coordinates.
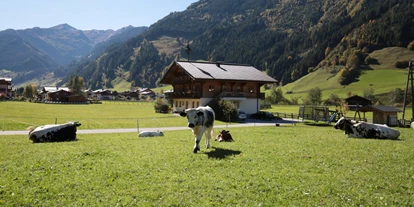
(216, 61, 221, 67)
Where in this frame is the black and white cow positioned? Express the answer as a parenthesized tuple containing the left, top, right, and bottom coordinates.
(334, 117, 400, 139)
(180, 106, 215, 153)
(29, 122, 81, 143)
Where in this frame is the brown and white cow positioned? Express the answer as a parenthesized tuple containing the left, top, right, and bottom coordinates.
(180, 106, 215, 153)
(29, 122, 81, 143)
(334, 117, 400, 139)
(215, 130, 234, 142)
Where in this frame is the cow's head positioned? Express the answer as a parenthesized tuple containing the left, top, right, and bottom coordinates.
(70, 122, 81, 127)
(334, 117, 357, 134)
(180, 109, 204, 128)
(334, 117, 345, 130)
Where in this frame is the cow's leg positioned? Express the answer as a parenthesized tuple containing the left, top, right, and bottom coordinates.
(194, 136, 201, 153)
(205, 128, 213, 149)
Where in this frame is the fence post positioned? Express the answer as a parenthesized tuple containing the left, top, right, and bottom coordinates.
(137, 119, 139, 133)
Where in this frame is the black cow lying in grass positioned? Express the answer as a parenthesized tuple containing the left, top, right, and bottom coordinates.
(215, 130, 234, 142)
(29, 122, 81, 143)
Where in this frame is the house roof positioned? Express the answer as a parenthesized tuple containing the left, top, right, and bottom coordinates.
(161, 61, 277, 84)
(359, 105, 402, 113)
(345, 95, 372, 102)
(43, 87, 70, 93)
(0, 77, 12, 82)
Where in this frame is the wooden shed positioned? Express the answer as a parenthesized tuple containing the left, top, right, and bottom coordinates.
(345, 95, 372, 111)
(359, 105, 402, 126)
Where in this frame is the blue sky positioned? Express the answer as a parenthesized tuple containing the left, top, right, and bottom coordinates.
(0, 0, 197, 31)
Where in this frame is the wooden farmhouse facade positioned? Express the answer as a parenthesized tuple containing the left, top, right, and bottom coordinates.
(0, 77, 12, 98)
(160, 61, 277, 114)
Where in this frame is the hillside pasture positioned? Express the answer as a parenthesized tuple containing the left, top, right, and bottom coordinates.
(0, 125, 413, 206)
(281, 47, 413, 101)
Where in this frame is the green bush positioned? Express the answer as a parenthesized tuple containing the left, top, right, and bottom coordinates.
(208, 98, 237, 121)
(154, 97, 169, 113)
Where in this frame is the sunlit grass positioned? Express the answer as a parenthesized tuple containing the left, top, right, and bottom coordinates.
(1, 125, 413, 206)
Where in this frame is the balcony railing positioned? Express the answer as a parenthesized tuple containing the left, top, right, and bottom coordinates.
(218, 91, 247, 98)
(165, 91, 202, 99)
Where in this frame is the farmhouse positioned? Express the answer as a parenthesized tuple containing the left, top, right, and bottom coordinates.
(40, 87, 86, 103)
(91, 89, 115, 100)
(160, 61, 277, 114)
(0, 77, 12, 98)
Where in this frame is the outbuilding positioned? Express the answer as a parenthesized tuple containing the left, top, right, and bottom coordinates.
(359, 105, 402, 126)
(345, 95, 372, 111)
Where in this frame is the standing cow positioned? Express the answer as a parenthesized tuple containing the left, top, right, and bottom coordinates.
(29, 122, 81, 143)
(180, 106, 215, 153)
(334, 117, 400, 139)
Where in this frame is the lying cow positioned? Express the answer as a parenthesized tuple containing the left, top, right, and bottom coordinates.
(138, 131, 164, 137)
(180, 106, 215, 153)
(215, 130, 234, 142)
(334, 117, 400, 139)
(29, 122, 81, 143)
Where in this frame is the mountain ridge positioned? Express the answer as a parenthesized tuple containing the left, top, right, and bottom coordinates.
(67, 0, 414, 91)
(0, 24, 148, 86)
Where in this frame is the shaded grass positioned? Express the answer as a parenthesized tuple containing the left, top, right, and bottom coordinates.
(1, 125, 413, 206)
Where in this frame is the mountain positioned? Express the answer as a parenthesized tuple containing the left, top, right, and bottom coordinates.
(69, 0, 414, 91)
(0, 24, 147, 85)
(87, 26, 148, 59)
(0, 29, 57, 73)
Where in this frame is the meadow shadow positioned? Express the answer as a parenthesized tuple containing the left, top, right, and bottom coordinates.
(204, 147, 241, 159)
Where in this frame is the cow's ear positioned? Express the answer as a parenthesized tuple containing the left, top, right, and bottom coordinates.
(197, 111, 204, 116)
(180, 112, 187, 117)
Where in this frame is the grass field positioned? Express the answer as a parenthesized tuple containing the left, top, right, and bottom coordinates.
(0, 101, 192, 131)
(1, 102, 412, 131)
(1, 125, 413, 206)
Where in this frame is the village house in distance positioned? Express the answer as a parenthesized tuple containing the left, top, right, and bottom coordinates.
(0, 77, 13, 99)
(160, 61, 277, 114)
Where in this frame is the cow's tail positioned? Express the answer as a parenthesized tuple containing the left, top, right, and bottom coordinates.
(210, 127, 214, 139)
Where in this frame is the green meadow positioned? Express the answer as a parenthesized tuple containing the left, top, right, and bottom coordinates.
(1, 125, 413, 206)
(282, 47, 414, 101)
(0, 101, 191, 131)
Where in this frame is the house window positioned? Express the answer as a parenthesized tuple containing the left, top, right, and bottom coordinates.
(175, 101, 178, 107)
(197, 101, 199, 107)
(208, 85, 215, 92)
(236, 86, 241, 92)
(222, 85, 227, 92)
(192, 101, 194, 108)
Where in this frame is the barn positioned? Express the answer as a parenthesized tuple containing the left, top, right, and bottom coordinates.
(359, 105, 402, 126)
(345, 95, 372, 111)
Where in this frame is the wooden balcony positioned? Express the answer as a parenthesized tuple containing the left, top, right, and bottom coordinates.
(165, 91, 201, 99)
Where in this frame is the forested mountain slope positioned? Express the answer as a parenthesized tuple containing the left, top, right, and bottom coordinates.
(0, 24, 146, 85)
(67, 0, 414, 90)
